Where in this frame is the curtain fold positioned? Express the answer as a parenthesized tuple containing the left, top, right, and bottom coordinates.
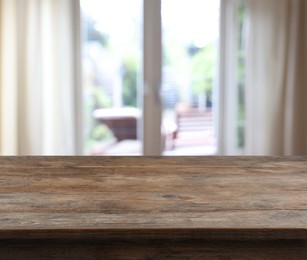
(244, 0, 307, 155)
(283, 0, 307, 155)
(0, 0, 81, 155)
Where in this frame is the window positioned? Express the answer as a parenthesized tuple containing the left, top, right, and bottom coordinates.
(80, 0, 246, 156)
(161, 0, 219, 155)
(81, 0, 142, 155)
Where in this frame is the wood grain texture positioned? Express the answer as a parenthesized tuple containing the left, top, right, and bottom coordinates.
(1, 156, 307, 259)
(0, 239, 305, 260)
(0, 156, 307, 241)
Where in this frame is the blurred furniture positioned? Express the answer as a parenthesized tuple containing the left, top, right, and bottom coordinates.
(176, 106, 212, 134)
(93, 108, 141, 141)
(1, 156, 307, 258)
(94, 108, 178, 152)
(173, 106, 213, 148)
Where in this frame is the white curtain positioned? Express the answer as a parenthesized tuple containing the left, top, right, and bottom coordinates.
(244, 0, 307, 155)
(0, 0, 82, 155)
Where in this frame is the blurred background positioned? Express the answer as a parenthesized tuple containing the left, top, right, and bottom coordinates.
(0, 0, 306, 156)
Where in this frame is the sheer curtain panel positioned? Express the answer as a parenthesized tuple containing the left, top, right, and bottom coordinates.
(0, 0, 81, 155)
(244, 0, 307, 155)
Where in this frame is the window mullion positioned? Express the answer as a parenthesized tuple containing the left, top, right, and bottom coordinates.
(142, 0, 162, 155)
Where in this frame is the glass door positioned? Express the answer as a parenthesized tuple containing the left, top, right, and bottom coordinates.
(161, 0, 220, 155)
(81, 0, 143, 155)
(80, 0, 220, 156)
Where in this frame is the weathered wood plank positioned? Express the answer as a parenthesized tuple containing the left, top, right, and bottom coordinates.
(0, 239, 304, 260)
(0, 156, 306, 241)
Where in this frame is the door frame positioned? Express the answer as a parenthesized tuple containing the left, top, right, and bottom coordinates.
(142, 0, 162, 155)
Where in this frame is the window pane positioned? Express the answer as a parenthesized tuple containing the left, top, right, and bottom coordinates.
(161, 0, 220, 155)
(81, 0, 142, 155)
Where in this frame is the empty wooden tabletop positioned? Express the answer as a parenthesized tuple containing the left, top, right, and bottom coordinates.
(0, 156, 306, 242)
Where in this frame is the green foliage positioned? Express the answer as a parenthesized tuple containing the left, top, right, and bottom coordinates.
(89, 124, 113, 141)
(237, 99, 245, 148)
(191, 42, 216, 95)
(122, 56, 137, 107)
(84, 84, 113, 142)
(89, 85, 112, 109)
(236, 1, 247, 148)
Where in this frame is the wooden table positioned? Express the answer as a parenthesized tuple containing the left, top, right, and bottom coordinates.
(1, 156, 307, 259)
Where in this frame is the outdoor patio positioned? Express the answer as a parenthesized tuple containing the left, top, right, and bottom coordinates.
(91, 107, 217, 156)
